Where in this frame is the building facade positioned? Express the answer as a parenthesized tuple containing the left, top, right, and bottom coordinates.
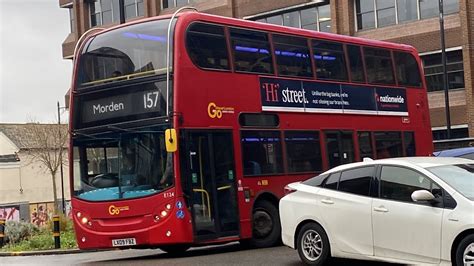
(60, 0, 474, 149)
(0, 124, 71, 225)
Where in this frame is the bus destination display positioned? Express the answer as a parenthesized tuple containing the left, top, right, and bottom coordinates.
(81, 89, 164, 124)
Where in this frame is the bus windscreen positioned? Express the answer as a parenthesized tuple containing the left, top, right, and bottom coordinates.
(76, 19, 174, 87)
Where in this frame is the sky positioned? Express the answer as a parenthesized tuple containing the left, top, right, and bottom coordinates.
(0, 0, 72, 123)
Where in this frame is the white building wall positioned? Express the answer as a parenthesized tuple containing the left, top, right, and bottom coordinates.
(0, 151, 70, 205)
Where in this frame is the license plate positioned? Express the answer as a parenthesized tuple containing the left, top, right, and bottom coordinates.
(112, 238, 136, 247)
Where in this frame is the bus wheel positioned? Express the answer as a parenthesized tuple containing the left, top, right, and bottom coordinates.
(160, 244, 190, 255)
(250, 200, 281, 248)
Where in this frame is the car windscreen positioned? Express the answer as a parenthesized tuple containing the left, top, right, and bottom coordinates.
(427, 164, 474, 201)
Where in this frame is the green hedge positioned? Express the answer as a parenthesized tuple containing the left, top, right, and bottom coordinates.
(1, 217, 78, 252)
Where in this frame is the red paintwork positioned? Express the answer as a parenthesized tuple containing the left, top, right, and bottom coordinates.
(69, 12, 433, 250)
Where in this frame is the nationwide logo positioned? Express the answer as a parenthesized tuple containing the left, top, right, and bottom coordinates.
(207, 102, 234, 119)
(108, 205, 129, 215)
(376, 93, 405, 104)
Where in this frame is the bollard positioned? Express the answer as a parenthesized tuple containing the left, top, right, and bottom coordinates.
(53, 215, 60, 249)
(0, 218, 5, 248)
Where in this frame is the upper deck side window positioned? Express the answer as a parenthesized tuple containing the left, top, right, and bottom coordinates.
(186, 23, 230, 71)
(394, 52, 422, 87)
(229, 28, 274, 74)
(364, 47, 395, 85)
(312, 40, 348, 81)
(273, 34, 313, 78)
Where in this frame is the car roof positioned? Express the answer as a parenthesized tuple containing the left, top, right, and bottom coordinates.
(433, 147, 474, 157)
(325, 156, 474, 174)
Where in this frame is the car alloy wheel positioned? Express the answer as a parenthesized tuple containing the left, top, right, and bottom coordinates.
(464, 243, 474, 266)
(301, 229, 323, 262)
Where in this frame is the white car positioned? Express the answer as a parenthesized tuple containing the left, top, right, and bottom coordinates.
(280, 157, 474, 266)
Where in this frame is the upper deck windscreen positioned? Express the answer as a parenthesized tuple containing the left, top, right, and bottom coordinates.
(76, 19, 174, 88)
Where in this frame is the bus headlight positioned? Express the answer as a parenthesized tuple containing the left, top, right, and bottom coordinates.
(161, 210, 168, 217)
(81, 217, 89, 224)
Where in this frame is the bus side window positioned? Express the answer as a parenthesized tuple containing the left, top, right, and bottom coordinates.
(394, 52, 422, 87)
(230, 28, 274, 74)
(273, 34, 313, 78)
(312, 40, 348, 81)
(186, 23, 230, 70)
(364, 47, 395, 85)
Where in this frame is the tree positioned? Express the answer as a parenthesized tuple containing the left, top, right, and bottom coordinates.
(21, 122, 68, 215)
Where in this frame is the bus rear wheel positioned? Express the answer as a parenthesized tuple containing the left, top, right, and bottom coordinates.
(250, 200, 281, 248)
(160, 244, 190, 255)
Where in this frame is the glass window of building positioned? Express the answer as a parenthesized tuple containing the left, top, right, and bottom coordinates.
(356, 0, 458, 31)
(283, 11, 300, 28)
(318, 4, 331, 32)
(444, 0, 460, 14)
(69, 7, 75, 33)
(422, 50, 465, 92)
(162, 0, 190, 9)
(90, 0, 143, 27)
(125, 0, 144, 19)
(267, 15, 283, 25)
(419, 0, 439, 19)
(249, 2, 331, 32)
(376, 0, 396, 27)
(301, 8, 318, 30)
(356, 0, 376, 30)
(397, 0, 418, 23)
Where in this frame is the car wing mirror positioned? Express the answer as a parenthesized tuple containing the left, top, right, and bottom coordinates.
(411, 190, 435, 202)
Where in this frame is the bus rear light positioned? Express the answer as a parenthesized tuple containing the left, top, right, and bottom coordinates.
(284, 185, 297, 195)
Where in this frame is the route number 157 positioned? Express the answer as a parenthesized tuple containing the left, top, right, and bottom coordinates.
(143, 91, 159, 109)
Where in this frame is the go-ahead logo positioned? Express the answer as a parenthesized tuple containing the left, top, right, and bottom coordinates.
(108, 205, 129, 215)
(207, 102, 234, 119)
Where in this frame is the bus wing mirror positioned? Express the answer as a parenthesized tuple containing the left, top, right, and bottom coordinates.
(165, 129, 177, 152)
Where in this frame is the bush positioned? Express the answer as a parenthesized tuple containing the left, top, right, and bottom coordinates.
(4, 221, 39, 245)
(1, 218, 78, 251)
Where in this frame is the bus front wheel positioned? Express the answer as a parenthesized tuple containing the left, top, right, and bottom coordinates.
(250, 200, 281, 248)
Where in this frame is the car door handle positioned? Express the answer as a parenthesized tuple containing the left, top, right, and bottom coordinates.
(373, 206, 388, 213)
(321, 199, 334, 205)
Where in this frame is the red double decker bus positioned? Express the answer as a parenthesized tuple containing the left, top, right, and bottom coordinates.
(69, 10, 432, 252)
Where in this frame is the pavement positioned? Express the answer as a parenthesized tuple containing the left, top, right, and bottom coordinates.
(0, 248, 104, 257)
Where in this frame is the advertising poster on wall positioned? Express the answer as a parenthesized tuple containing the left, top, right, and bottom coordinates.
(0, 206, 20, 222)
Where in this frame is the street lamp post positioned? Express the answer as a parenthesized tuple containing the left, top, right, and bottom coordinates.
(57, 101, 66, 214)
(439, 0, 452, 139)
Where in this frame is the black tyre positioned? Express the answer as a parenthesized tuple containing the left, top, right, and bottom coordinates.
(454, 234, 474, 266)
(160, 244, 190, 255)
(250, 200, 281, 248)
(296, 223, 330, 266)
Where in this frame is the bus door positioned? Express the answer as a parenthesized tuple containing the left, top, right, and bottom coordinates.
(180, 130, 239, 241)
(324, 131, 355, 168)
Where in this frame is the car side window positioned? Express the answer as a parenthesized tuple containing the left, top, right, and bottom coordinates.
(459, 153, 474, 160)
(302, 174, 328, 187)
(380, 166, 442, 204)
(339, 166, 374, 197)
(323, 172, 340, 190)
